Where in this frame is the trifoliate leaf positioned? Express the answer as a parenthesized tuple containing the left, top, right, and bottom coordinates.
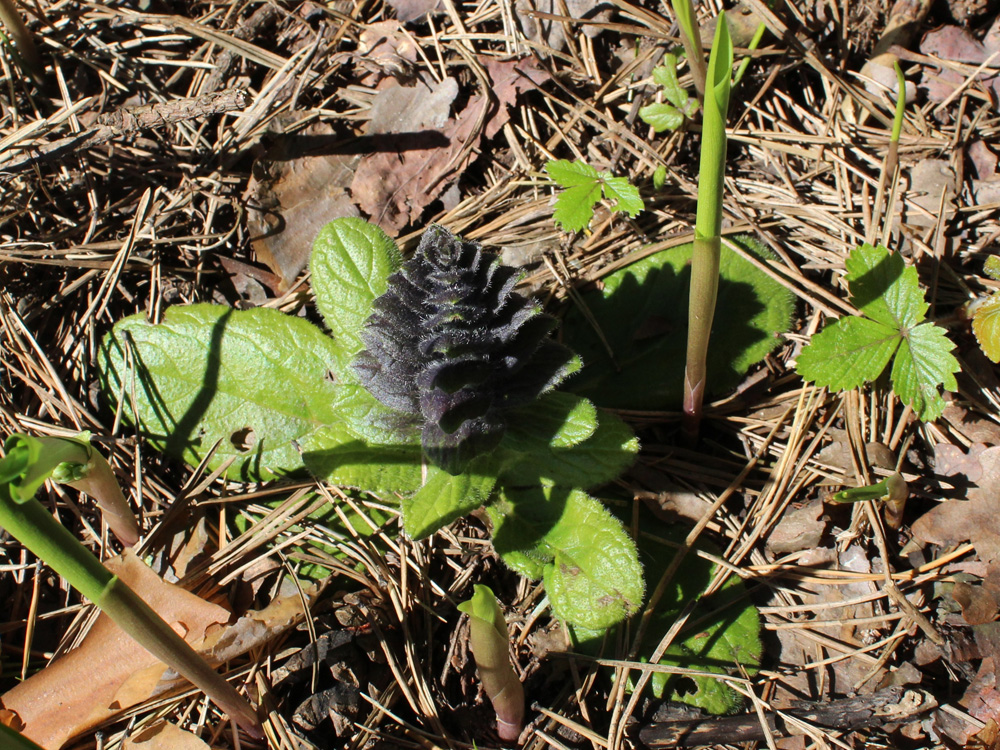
(973, 293, 1000, 363)
(653, 56, 690, 110)
(639, 102, 685, 133)
(797, 243, 959, 422)
(546, 159, 645, 232)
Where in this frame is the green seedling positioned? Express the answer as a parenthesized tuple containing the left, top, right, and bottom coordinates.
(0, 723, 45, 750)
(972, 255, 1000, 363)
(4, 432, 140, 546)
(545, 159, 644, 232)
(682, 12, 733, 440)
(639, 53, 699, 133)
(832, 471, 908, 529)
(0, 435, 262, 738)
(99, 219, 644, 630)
(796, 243, 960, 421)
(458, 585, 525, 742)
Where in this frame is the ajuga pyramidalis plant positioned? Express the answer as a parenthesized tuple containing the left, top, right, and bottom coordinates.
(354, 225, 576, 474)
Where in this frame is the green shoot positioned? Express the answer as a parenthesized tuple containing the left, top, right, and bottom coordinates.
(682, 11, 733, 441)
(0, 437, 262, 738)
(670, 0, 706, 100)
(639, 53, 699, 133)
(732, 22, 767, 89)
(4, 433, 140, 546)
(545, 159, 644, 232)
(796, 244, 960, 421)
(458, 585, 525, 742)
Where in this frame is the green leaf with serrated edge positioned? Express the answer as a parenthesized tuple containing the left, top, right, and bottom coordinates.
(890, 322, 959, 421)
(572, 506, 761, 714)
(973, 293, 1000, 362)
(504, 391, 598, 449)
(795, 317, 900, 391)
(490, 487, 644, 629)
(985, 255, 1000, 281)
(98, 304, 363, 481)
(553, 182, 602, 232)
(602, 176, 644, 218)
(639, 102, 685, 132)
(797, 244, 959, 421)
(545, 158, 599, 187)
(563, 236, 793, 409)
(498, 407, 638, 489)
(844, 244, 925, 329)
(310, 217, 402, 365)
(402, 458, 498, 539)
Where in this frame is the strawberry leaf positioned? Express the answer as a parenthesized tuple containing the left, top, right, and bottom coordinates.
(797, 244, 959, 421)
(973, 293, 1000, 363)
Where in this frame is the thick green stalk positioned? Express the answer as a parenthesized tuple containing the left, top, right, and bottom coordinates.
(670, 0, 706, 100)
(682, 12, 733, 441)
(0, 481, 262, 737)
(459, 585, 525, 742)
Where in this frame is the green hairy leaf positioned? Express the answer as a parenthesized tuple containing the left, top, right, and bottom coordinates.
(546, 159, 645, 232)
(99, 304, 359, 480)
(310, 217, 402, 362)
(562, 236, 793, 409)
(403, 461, 498, 540)
(973, 294, 1000, 363)
(797, 243, 959, 421)
(639, 103, 684, 133)
(490, 487, 644, 629)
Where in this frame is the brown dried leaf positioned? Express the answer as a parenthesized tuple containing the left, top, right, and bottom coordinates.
(480, 57, 551, 139)
(912, 446, 1000, 565)
(0, 552, 311, 748)
(247, 121, 360, 289)
(383, 0, 442, 23)
(0, 550, 230, 748)
(358, 21, 418, 79)
(514, 0, 612, 53)
(351, 78, 478, 234)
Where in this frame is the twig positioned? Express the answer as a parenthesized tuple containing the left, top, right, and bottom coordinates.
(636, 687, 936, 748)
(0, 88, 248, 175)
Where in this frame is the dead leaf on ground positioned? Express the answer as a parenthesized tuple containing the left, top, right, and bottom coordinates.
(911, 446, 1000, 565)
(919, 20, 1000, 104)
(247, 120, 360, 289)
(383, 0, 442, 23)
(122, 721, 212, 749)
(766, 497, 827, 557)
(0, 550, 312, 748)
(358, 21, 418, 80)
(514, 0, 612, 53)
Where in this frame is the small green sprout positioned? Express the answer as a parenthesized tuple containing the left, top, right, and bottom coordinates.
(0, 436, 263, 739)
(458, 584, 525, 742)
(545, 159, 644, 232)
(639, 53, 699, 133)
